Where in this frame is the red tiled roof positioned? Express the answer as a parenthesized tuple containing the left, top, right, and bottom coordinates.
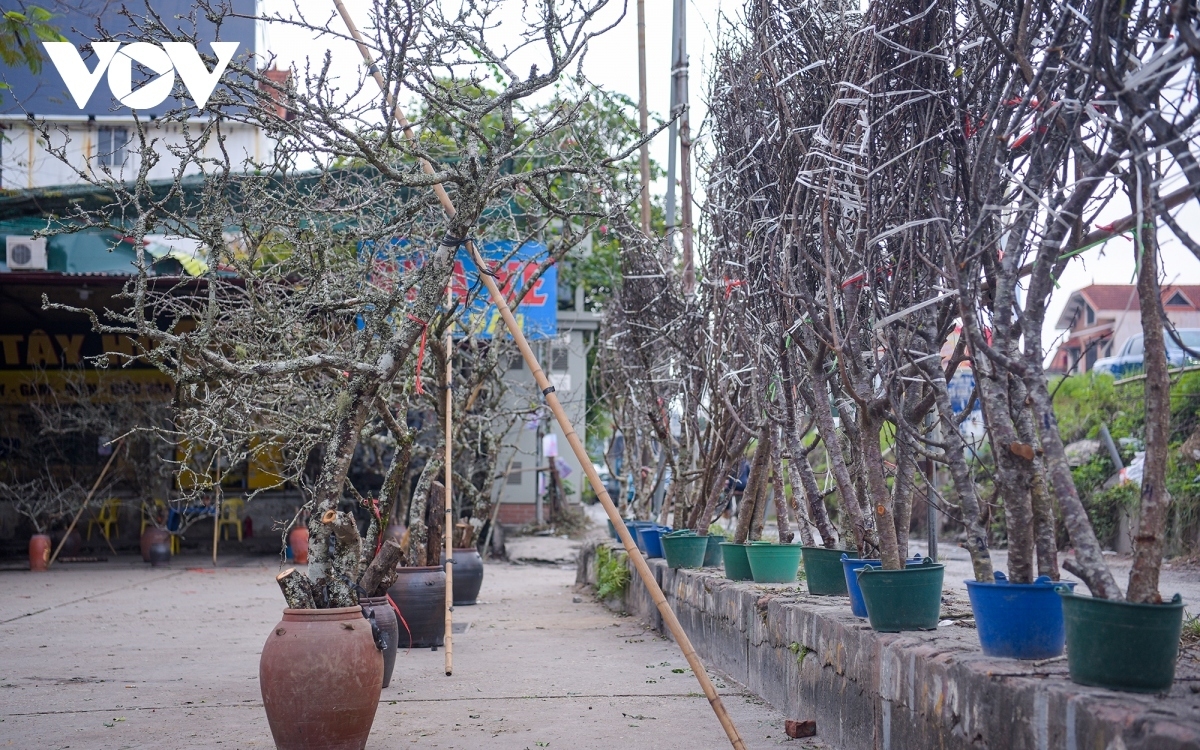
(1077, 284, 1200, 311)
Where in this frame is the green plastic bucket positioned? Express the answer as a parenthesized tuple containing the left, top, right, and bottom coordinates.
(1059, 589, 1185, 693)
(661, 532, 708, 569)
(720, 542, 753, 581)
(703, 534, 726, 567)
(856, 557, 944, 631)
(745, 543, 804, 583)
(801, 546, 859, 595)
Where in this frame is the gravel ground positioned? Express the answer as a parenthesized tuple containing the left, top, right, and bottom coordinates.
(1, 538, 810, 749)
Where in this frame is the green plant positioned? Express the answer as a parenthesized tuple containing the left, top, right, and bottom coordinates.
(708, 523, 726, 537)
(595, 544, 630, 599)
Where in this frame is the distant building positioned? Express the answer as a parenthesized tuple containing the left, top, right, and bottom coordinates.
(0, 0, 263, 190)
(1050, 284, 1200, 373)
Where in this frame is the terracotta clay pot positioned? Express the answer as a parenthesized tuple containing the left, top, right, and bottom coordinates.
(29, 534, 51, 572)
(440, 548, 485, 606)
(260, 606, 382, 750)
(360, 596, 399, 688)
(386, 566, 446, 648)
(289, 526, 310, 565)
(141, 527, 170, 562)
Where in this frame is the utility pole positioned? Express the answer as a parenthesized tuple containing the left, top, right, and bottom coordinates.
(664, 0, 682, 254)
(675, 0, 694, 295)
(637, 0, 651, 234)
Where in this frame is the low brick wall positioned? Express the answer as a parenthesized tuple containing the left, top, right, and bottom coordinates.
(577, 542, 1200, 750)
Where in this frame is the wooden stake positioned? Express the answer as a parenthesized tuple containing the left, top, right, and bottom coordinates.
(331, 3, 746, 745)
(49, 438, 123, 568)
(211, 454, 222, 567)
(636, 0, 651, 234)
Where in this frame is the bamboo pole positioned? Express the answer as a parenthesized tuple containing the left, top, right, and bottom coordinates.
(212, 455, 222, 566)
(444, 291, 455, 676)
(330, 4, 746, 746)
(48, 438, 123, 567)
(636, 0, 651, 234)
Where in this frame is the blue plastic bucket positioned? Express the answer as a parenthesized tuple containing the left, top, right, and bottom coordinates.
(625, 521, 656, 553)
(638, 525, 672, 558)
(966, 572, 1074, 659)
(842, 554, 922, 617)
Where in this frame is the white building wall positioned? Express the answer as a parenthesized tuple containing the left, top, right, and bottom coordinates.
(0, 117, 264, 189)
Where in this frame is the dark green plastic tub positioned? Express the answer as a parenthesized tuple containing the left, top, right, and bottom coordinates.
(721, 542, 753, 581)
(745, 543, 804, 583)
(1059, 588, 1185, 693)
(703, 534, 726, 567)
(856, 557, 944, 631)
(661, 532, 707, 569)
(801, 546, 859, 595)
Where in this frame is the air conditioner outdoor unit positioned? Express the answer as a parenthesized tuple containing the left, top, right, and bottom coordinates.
(6, 236, 48, 271)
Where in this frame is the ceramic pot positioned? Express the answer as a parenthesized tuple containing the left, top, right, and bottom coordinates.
(440, 548, 484, 606)
(141, 527, 170, 562)
(148, 541, 171, 567)
(386, 566, 446, 648)
(359, 596, 399, 688)
(29, 533, 50, 572)
(260, 606, 382, 749)
(289, 526, 310, 565)
(52, 529, 83, 558)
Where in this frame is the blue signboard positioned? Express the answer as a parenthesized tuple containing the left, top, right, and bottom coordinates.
(0, 0, 255, 117)
(362, 239, 557, 340)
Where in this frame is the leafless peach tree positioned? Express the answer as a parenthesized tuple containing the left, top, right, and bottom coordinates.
(39, 0, 637, 607)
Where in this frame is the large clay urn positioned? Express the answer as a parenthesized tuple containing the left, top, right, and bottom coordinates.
(289, 526, 310, 564)
(141, 527, 170, 562)
(360, 596, 400, 688)
(259, 606, 382, 750)
(29, 534, 50, 572)
(386, 566, 446, 648)
(439, 548, 485, 605)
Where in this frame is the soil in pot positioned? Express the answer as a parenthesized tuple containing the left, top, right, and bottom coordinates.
(745, 543, 803, 583)
(1059, 588, 1185, 693)
(289, 527, 310, 565)
(966, 572, 1072, 660)
(29, 534, 50, 572)
(661, 532, 707, 569)
(439, 548, 484, 605)
(360, 596, 399, 688)
(856, 557, 944, 632)
(260, 606, 382, 750)
(141, 527, 170, 562)
(801, 546, 859, 595)
(721, 542, 753, 581)
(386, 566, 446, 648)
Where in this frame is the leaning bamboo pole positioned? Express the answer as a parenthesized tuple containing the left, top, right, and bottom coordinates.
(48, 438, 123, 567)
(444, 290, 455, 676)
(329, 4, 745, 747)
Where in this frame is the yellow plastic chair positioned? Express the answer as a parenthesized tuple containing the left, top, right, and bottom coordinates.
(219, 498, 245, 541)
(86, 498, 121, 541)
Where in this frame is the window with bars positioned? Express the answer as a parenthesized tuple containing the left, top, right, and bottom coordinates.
(97, 126, 129, 168)
(507, 461, 523, 484)
(551, 346, 569, 372)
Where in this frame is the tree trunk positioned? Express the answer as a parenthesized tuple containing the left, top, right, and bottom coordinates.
(358, 539, 404, 597)
(1026, 377, 1124, 599)
(1030, 454, 1060, 580)
(803, 363, 870, 554)
(1128, 171, 1171, 604)
(919, 355, 994, 582)
(770, 429, 794, 543)
(891, 428, 918, 563)
(781, 347, 836, 544)
(404, 456, 441, 567)
(276, 568, 316, 609)
(859, 404, 901, 569)
(734, 426, 771, 543)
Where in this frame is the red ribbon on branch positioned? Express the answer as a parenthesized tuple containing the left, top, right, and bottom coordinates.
(407, 314, 428, 394)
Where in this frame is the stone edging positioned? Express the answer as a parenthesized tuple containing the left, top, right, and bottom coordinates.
(576, 541, 1200, 750)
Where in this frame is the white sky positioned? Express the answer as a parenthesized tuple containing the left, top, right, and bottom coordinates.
(256, 0, 1200, 359)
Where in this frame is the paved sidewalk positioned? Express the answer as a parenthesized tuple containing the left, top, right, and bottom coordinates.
(1, 542, 803, 749)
